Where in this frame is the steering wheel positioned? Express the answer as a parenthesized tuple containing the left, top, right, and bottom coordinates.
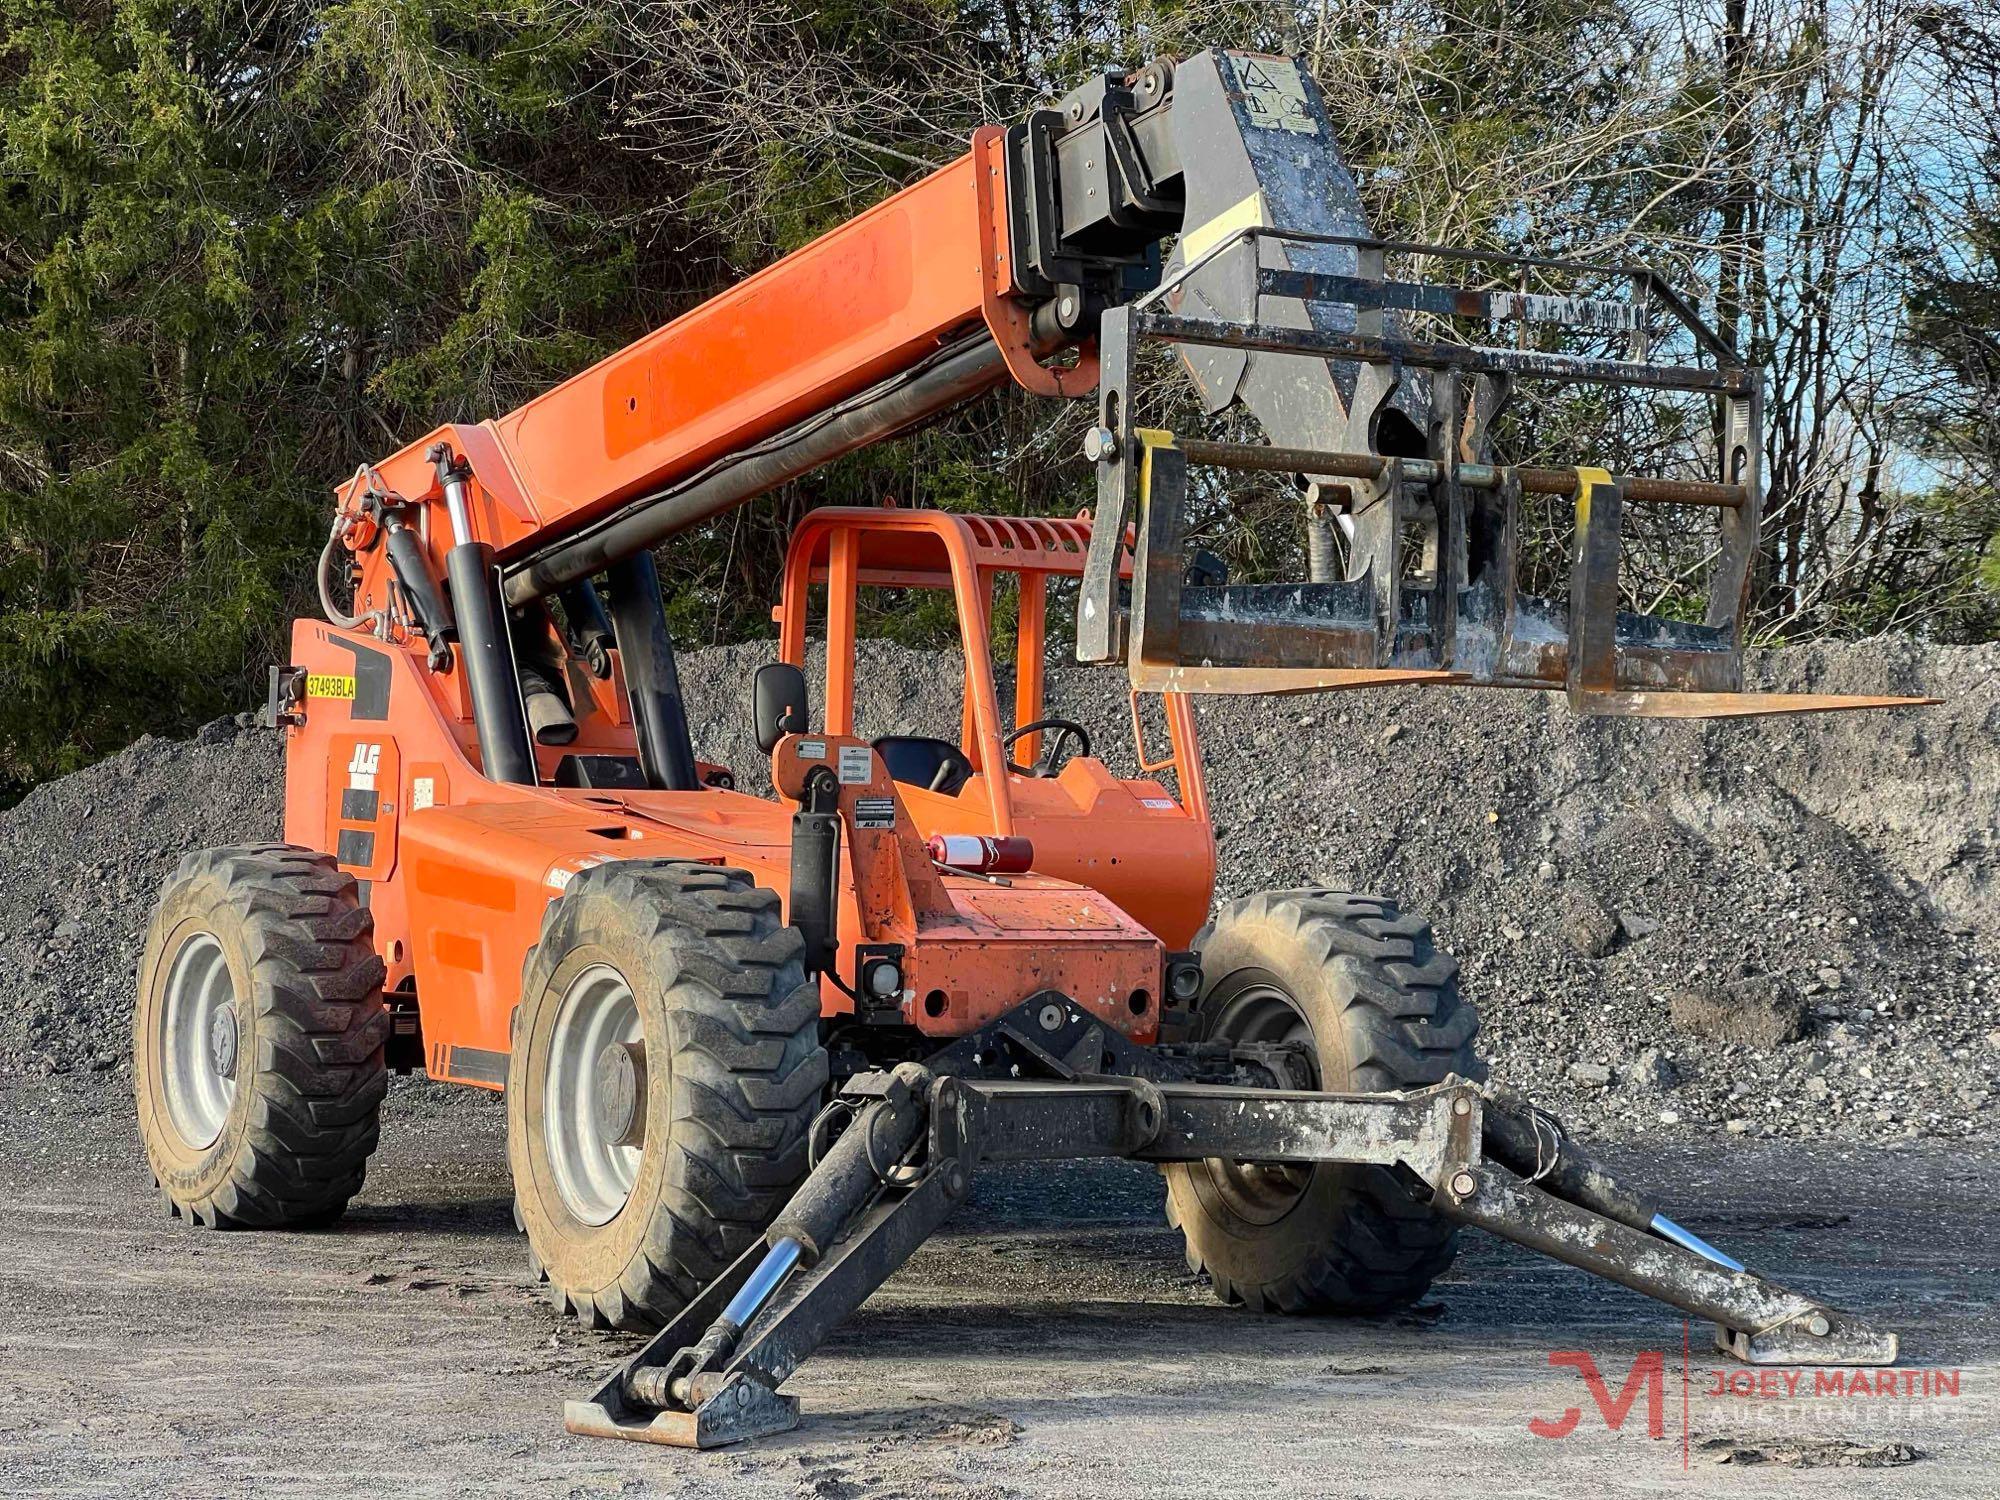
(1002, 718, 1092, 777)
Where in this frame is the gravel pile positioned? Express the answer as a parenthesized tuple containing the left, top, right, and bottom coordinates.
(3, 634, 1993, 1147)
(0, 715, 282, 1077)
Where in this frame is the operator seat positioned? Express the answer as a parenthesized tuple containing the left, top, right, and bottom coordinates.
(871, 736, 973, 797)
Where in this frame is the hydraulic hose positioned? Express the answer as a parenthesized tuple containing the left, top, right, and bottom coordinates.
(316, 521, 364, 629)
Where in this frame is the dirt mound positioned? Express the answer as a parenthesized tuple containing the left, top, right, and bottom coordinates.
(0, 715, 282, 1076)
(2, 636, 1993, 1145)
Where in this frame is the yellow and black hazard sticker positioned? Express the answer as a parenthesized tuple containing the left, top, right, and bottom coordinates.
(307, 673, 357, 700)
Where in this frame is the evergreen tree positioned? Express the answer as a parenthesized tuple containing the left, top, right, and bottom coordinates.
(0, 0, 657, 797)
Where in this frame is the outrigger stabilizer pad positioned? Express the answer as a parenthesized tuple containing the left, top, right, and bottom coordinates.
(565, 994, 1898, 1449)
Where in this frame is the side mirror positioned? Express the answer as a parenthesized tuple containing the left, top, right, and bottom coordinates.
(753, 662, 810, 753)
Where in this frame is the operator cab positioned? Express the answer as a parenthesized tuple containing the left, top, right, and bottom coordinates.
(870, 735, 972, 796)
(772, 508, 1117, 800)
(770, 505, 1214, 945)
(871, 717, 1090, 795)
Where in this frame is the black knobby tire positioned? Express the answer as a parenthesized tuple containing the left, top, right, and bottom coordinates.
(1164, 889, 1482, 1313)
(508, 861, 828, 1332)
(134, 844, 390, 1229)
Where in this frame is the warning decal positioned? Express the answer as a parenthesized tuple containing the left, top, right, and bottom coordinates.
(1233, 55, 1317, 135)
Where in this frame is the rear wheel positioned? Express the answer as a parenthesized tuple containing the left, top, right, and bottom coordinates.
(1164, 890, 1481, 1312)
(508, 861, 827, 1331)
(134, 844, 389, 1228)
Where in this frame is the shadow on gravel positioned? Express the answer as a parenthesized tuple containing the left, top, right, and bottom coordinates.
(334, 1194, 518, 1237)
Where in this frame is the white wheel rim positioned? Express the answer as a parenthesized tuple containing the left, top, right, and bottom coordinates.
(160, 932, 238, 1149)
(545, 964, 645, 1226)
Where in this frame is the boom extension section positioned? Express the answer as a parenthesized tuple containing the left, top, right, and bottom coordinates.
(568, 994, 1896, 1449)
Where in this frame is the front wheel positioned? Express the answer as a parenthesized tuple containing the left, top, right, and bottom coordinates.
(1164, 890, 1482, 1313)
(508, 861, 828, 1331)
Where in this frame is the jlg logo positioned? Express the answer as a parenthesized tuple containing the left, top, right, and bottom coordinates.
(347, 742, 383, 791)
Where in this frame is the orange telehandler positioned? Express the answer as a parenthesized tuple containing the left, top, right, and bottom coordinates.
(134, 49, 1919, 1448)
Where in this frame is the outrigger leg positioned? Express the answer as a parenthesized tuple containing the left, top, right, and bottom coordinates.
(565, 996, 1897, 1449)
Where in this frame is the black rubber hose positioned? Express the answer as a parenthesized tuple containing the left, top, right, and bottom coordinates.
(558, 579, 615, 677)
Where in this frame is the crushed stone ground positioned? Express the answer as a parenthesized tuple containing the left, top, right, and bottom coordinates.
(1, 634, 1992, 1145)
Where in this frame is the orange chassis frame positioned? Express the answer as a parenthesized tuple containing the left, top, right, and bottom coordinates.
(284, 506, 1213, 1090)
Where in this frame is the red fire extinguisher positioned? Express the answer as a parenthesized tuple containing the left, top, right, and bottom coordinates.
(925, 833, 1034, 874)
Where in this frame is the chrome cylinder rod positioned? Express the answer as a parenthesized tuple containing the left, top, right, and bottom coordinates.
(723, 1236, 804, 1329)
(1651, 1211, 1746, 1273)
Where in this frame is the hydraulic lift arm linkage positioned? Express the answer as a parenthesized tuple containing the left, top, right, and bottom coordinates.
(569, 996, 1898, 1449)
